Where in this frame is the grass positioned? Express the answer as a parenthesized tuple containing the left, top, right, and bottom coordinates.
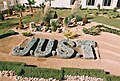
(0, 16, 33, 34)
(0, 9, 120, 34)
(93, 16, 120, 28)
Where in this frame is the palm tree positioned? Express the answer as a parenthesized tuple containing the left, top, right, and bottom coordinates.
(15, 4, 25, 28)
(27, 0, 35, 13)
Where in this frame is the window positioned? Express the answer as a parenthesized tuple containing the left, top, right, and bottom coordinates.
(103, 0, 111, 6)
(70, 0, 76, 5)
(86, 0, 95, 6)
(117, 0, 120, 7)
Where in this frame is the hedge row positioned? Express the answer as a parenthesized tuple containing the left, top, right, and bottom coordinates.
(0, 61, 120, 81)
(61, 67, 106, 78)
(0, 30, 19, 39)
(83, 25, 120, 36)
(19, 67, 62, 80)
(104, 75, 120, 81)
(0, 61, 25, 72)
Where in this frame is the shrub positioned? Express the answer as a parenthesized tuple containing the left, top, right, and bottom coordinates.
(63, 17, 69, 27)
(50, 20, 59, 32)
(112, 12, 119, 18)
(9, 9, 13, 15)
(97, 4, 100, 11)
(45, 25, 49, 31)
(82, 26, 101, 36)
(0, 30, 19, 39)
(64, 30, 78, 39)
(53, 11, 58, 18)
(113, 7, 117, 12)
(0, 61, 25, 73)
(43, 13, 53, 24)
(62, 67, 106, 78)
(104, 75, 120, 81)
(22, 32, 33, 36)
(94, 11, 99, 16)
(21, 67, 62, 80)
(82, 28, 89, 34)
(0, 13, 4, 21)
(68, 14, 82, 21)
(82, 14, 88, 24)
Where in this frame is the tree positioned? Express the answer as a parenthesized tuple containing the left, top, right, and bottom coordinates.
(27, 0, 36, 13)
(15, 4, 25, 28)
(97, 4, 100, 11)
(39, 3, 45, 13)
(71, 0, 80, 14)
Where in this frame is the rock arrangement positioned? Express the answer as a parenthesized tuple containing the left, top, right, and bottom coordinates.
(77, 40, 96, 59)
(12, 37, 38, 56)
(57, 39, 75, 58)
(64, 75, 103, 81)
(0, 70, 15, 77)
(34, 38, 55, 57)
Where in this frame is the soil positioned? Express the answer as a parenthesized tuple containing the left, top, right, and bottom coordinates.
(0, 22, 120, 81)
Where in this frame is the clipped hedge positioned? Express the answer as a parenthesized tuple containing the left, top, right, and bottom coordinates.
(20, 67, 62, 80)
(57, 39, 75, 58)
(61, 67, 106, 78)
(12, 37, 38, 56)
(0, 61, 25, 73)
(100, 26, 120, 35)
(83, 25, 120, 36)
(0, 30, 19, 39)
(34, 38, 55, 57)
(1, 61, 120, 81)
(22, 32, 33, 37)
(104, 75, 120, 81)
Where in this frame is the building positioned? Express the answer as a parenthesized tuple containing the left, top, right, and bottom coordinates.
(82, 0, 120, 9)
(18, 0, 120, 9)
(0, 0, 120, 10)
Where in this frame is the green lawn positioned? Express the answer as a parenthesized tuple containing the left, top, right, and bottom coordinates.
(93, 16, 120, 28)
(0, 9, 120, 34)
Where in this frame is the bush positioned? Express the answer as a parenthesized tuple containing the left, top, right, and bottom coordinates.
(43, 13, 53, 24)
(0, 13, 4, 21)
(82, 28, 89, 34)
(9, 9, 13, 15)
(21, 67, 62, 80)
(22, 32, 33, 36)
(113, 7, 117, 12)
(97, 4, 100, 11)
(62, 67, 106, 78)
(68, 14, 82, 21)
(104, 75, 120, 81)
(64, 30, 78, 39)
(101, 26, 120, 35)
(82, 26, 101, 36)
(50, 20, 59, 32)
(63, 17, 69, 27)
(82, 14, 88, 24)
(0, 30, 19, 39)
(45, 25, 49, 31)
(0, 61, 25, 73)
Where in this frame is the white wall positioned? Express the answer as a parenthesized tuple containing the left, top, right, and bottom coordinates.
(51, 0, 71, 8)
(81, 0, 118, 9)
(19, 0, 45, 6)
(18, 0, 119, 9)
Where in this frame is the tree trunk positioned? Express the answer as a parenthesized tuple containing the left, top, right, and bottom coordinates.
(19, 11, 23, 28)
(29, 4, 33, 13)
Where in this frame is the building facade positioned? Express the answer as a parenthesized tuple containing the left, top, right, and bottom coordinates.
(81, 0, 120, 9)
(1, 0, 120, 10)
